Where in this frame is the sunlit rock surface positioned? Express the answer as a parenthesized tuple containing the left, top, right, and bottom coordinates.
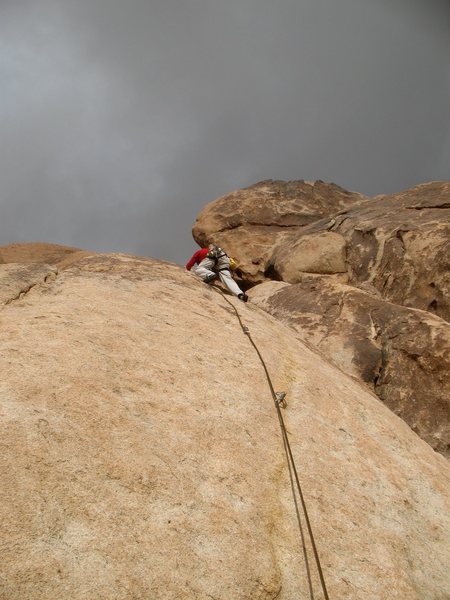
(1, 251, 449, 599)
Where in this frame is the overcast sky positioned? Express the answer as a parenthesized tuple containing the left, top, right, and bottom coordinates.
(1, 0, 449, 264)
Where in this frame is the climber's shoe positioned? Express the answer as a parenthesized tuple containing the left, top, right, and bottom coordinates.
(238, 293, 248, 302)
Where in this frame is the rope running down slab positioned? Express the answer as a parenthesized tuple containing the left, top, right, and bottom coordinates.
(216, 288, 330, 600)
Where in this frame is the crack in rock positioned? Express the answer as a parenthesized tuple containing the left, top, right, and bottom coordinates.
(214, 220, 313, 234)
(405, 203, 450, 210)
(3, 271, 58, 306)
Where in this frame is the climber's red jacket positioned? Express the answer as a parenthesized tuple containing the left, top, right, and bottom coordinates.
(185, 248, 209, 270)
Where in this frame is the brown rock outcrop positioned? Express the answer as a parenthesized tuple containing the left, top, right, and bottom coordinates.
(269, 181, 450, 320)
(249, 277, 450, 456)
(271, 231, 347, 283)
(192, 180, 368, 284)
(1, 253, 449, 599)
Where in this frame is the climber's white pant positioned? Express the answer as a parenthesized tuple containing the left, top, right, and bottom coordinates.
(217, 268, 243, 297)
(194, 256, 243, 297)
(194, 257, 216, 280)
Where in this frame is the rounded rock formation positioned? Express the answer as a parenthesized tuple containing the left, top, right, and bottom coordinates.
(1, 251, 449, 598)
(192, 179, 368, 284)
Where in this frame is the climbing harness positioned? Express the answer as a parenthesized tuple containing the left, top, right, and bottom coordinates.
(208, 246, 230, 272)
(207, 245, 227, 260)
(207, 246, 237, 271)
(214, 288, 330, 600)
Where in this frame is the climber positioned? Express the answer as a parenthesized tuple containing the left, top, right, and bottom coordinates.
(186, 244, 248, 302)
(185, 247, 209, 272)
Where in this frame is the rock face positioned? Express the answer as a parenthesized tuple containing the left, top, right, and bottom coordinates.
(1, 251, 450, 599)
(0, 263, 57, 306)
(269, 181, 450, 321)
(192, 180, 368, 284)
(249, 278, 450, 457)
(193, 180, 450, 456)
(271, 231, 347, 282)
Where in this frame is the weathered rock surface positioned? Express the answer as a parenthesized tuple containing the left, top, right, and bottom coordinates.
(1, 252, 450, 599)
(192, 180, 368, 284)
(249, 277, 450, 457)
(270, 231, 348, 283)
(0, 243, 94, 309)
(0, 263, 57, 306)
(194, 180, 449, 320)
(269, 181, 450, 321)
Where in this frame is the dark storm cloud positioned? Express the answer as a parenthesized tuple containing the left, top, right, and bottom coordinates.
(0, 0, 449, 263)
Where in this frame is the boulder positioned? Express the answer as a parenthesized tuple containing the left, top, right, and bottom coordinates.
(194, 180, 449, 321)
(276, 181, 450, 321)
(248, 277, 450, 457)
(192, 180, 368, 284)
(270, 231, 347, 283)
(1, 253, 449, 599)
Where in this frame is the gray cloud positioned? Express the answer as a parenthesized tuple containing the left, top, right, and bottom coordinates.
(0, 0, 449, 263)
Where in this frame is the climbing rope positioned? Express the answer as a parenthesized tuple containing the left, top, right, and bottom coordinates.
(214, 287, 330, 600)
